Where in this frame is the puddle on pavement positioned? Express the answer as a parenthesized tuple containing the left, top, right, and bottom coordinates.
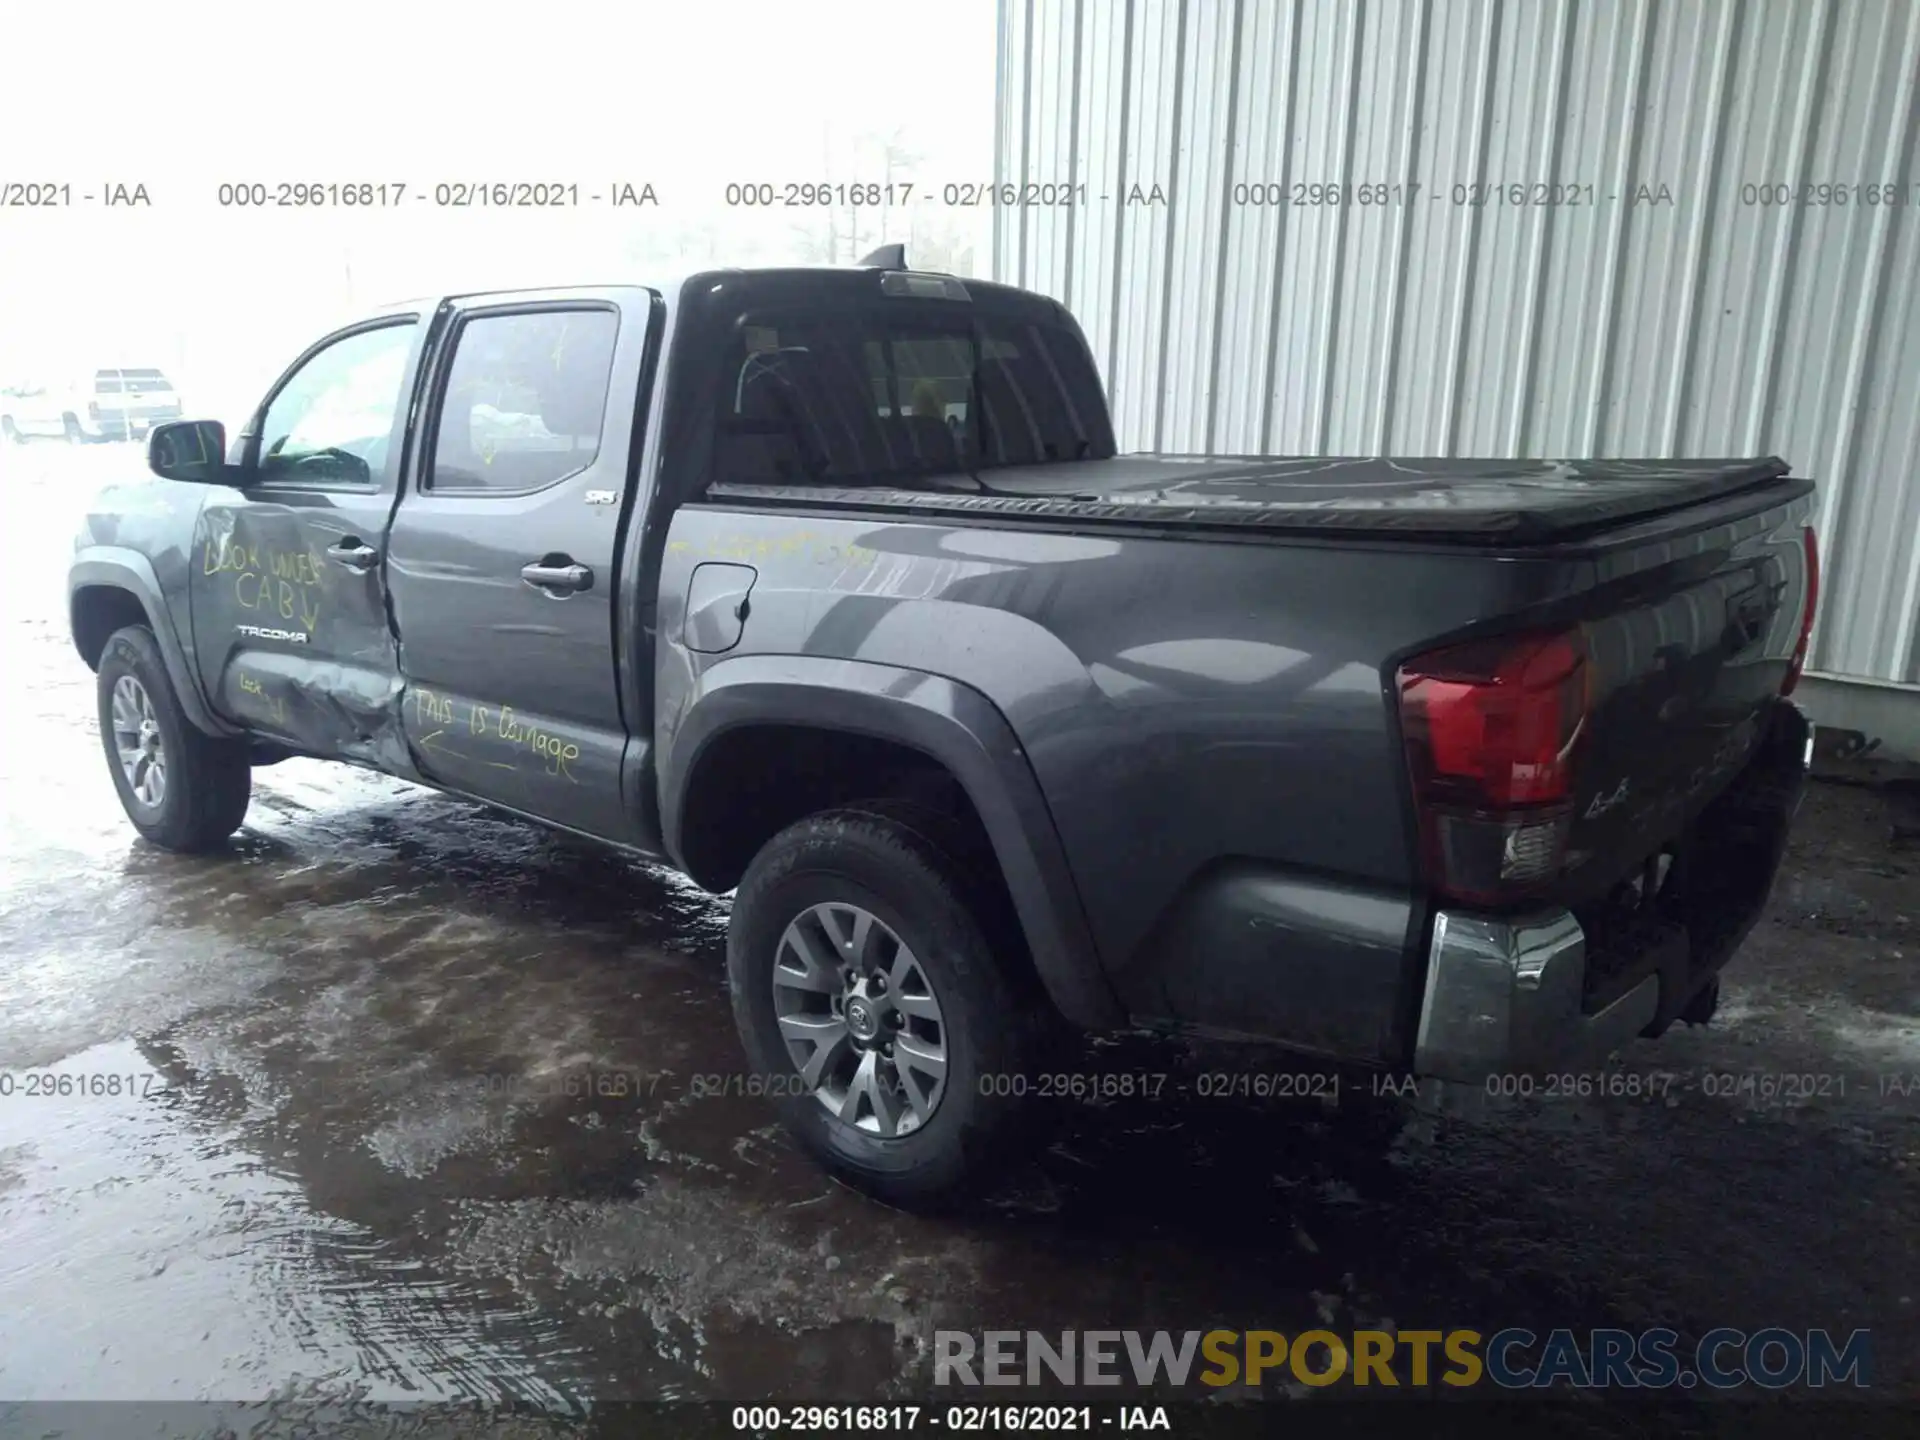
(0, 1038, 583, 1404)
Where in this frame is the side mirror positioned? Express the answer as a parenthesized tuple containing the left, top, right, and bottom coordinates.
(147, 420, 237, 486)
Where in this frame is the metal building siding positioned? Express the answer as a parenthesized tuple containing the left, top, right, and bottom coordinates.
(995, 0, 1920, 685)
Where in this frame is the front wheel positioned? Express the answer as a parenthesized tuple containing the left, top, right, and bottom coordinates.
(0, 416, 23, 444)
(97, 625, 252, 851)
(63, 414, 87, 444)
(727, 808, 1045, 1207)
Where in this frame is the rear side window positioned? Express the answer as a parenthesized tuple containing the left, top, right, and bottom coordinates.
(93, 373, 124, 394)
(121, 369, 174, 392)
(428, 308, 619, 493)
(715, 307, 1113, 487)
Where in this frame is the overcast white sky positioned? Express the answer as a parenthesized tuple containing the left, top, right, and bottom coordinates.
(0, 0, 998, 420)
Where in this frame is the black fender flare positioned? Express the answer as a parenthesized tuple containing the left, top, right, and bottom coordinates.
(69, 549, 240, 738)
(663, 653, 1123, 1030)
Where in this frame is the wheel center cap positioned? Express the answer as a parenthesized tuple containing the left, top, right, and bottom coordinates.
(845, 997, 880, 1041)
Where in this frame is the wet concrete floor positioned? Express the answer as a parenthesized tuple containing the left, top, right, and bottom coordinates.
(2, 444, 1917, 1429)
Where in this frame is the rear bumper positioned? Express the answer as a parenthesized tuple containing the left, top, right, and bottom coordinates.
(1414, 701, 1812, 1081)
(1414, 910, 1659, 1080)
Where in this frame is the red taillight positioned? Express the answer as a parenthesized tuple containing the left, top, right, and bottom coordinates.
(1397, 629, 1590, 905)
(1782, 526, 1819, 695)
(1400, 631, 1587, 805)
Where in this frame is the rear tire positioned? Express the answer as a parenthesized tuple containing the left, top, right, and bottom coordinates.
(728, 808, 1046, 1208)
(97, 625, 252, 852)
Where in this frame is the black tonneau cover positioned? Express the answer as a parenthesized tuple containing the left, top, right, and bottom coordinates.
(708, 454, 1799, 545)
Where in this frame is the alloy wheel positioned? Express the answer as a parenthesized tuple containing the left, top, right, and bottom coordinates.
(771, 901, 949, 1136)
(110, 675, 167, 808)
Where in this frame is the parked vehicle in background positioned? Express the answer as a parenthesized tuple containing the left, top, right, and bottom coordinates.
(0, 381, 76, 442)
(97, 368, 186, 440)
(67, 256, 1819, 1206)
(2, 368, 184, 443)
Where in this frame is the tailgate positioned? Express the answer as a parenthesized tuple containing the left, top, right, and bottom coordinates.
(1558, 480, 1817, 903)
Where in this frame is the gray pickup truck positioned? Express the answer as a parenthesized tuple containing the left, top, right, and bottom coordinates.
(70, 254, 1818, 1204)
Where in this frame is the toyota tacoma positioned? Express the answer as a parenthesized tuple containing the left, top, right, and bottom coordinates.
(68, 252, 1819, 1203)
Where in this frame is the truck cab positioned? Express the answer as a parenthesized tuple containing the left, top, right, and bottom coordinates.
(179, 290, 657, 845)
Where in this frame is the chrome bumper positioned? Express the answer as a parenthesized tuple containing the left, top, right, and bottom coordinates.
(1413, 909, 1659, 1081)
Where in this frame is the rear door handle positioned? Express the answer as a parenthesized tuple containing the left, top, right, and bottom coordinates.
(326, 538, 379, 572)
(521, 558, 593, 595)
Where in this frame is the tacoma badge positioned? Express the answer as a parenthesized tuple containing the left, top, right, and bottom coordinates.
(236, 625, 310, 644)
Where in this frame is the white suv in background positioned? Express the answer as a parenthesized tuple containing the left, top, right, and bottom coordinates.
(1, 368, 185, 443)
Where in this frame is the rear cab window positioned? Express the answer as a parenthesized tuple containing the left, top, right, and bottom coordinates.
(714, 299, 1114, 488)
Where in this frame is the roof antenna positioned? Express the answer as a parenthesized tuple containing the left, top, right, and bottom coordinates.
(858, 243, 906, 269)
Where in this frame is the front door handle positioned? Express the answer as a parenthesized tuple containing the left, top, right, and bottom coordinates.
(326, 538, 379, 571)
(521, 558, 593, 595)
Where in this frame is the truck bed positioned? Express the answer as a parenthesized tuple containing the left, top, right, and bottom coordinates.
(710, 454, 1798, 545)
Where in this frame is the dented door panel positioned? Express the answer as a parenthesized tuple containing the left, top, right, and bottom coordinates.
(189, 314, 432, 771)
(193, 496, 410, 767)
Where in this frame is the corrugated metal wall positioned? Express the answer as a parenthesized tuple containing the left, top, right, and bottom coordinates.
(994, 0, 1920, 686)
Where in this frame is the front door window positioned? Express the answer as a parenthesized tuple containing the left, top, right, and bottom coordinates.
(256, 322, 417, 486)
